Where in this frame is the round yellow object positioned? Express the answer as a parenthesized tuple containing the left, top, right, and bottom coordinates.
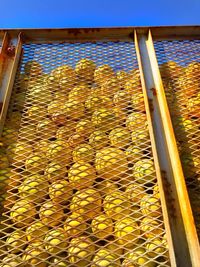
(6, 229, 26, 254)
(50, 257, 69, 266)
(26, 221, 49, 242)
(131, 127, 150, 149)
(131, 92, 145, 112)
(27, 105, 46, 122)
(68, 162, 96, 189)
(96, 180, 118, 197)
(76, 119, 95, 137)
(47, 99, 65, 116)
(51, 65, 76, 84)
(36, 119, 57, 139)
(44, 227, 68, 254)
(2, 127, 18, 146)
(89, 130, 109, 150)
(91, 214, 113, 239)
(27, 85, 53, 106)
(0, 155, 9, 169)
(126, 112, 146, 131)
(122, 247, 156, 267)
(70, 188, 101, 220)
(132, 159, 155, 184)
(39, 201, 64, 227)
(140, 195, 161, 217)
(85, 95, 113, 113)
(94, 65, 114, 86)
(103, 191, 131, 220)
(125, 145, 143, 165)
(104, 239, 124, 257)
(91, 249, 120, 267)
(125, 183, 146, 204)
(91, 108, 118, 132)
(153, 184, 160, 199)
(114, 217, 140, 248)
(101, 77, 121, 97)
(68, 85, 90, 103)
(22, 242, 48, 267)
(68, 133, 85, 148)
(64, 213, 86, 237)
(72, 143, 94, 163)
(25, 153, 47, 173)
(116, 70, 131, 88)
(35, 140, 50, 154)
(75, 58, 96, 83)
(24, 60, 43, 76)
(146, 237, 165, 258)
(18, 174, 48, 203)
(64, 99, 85, 120)
(113, 90, 131, 109)
(1, 254, 23, 267)
(46, 140, 72, 165)
(140, 217, 164, 238)
(56, 125, 75, 141)
(10, 199, 36, 227)
(45, 161, 67, 183)
(124, 79, 142, 96)
(95, 147, 128, 180)
(68, 236, 95, 266)
(109, 127, 131, 148)
(49, 179, 73, 204)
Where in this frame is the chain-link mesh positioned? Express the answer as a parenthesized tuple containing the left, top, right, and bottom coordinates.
(0, 41, 170, 266)
(154, 40, 200, 241)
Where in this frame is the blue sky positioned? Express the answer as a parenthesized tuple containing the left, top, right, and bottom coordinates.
(0, 0, 199, 28)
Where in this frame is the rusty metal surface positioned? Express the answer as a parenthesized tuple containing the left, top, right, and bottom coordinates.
(0, 40, 170, 266)
(154, 39, 200, 242)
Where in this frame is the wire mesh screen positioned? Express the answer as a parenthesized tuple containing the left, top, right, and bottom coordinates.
(0, 41, 170, 266)
(154, 40, 200, 241)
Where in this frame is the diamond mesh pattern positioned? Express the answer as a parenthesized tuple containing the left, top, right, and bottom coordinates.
(154, 40, 200, 241)
(0, 41, 170, 266)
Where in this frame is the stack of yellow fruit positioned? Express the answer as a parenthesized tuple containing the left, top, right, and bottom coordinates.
(0, 59, 168, 267)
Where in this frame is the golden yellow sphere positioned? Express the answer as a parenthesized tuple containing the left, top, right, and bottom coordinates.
(70, 188, 101, 220)
(91, 214, 113, 239)
(72, 143, 94, 163)
(36, 119, 57, 140)
(68, 236, 95, 266)
(26, 221, 49, 242)
(27, 84, 53, 105)
(116, 70, 131, 88)
(91, 108, 118, 132)
(131, 127, 150, 149)
(51, 65, 76, 84)
(47, 100, 65, 116)
(64, 213, 86, 237)
(68, 85, 90, 103)
(6, 229, 26, 254)
(140, 195, 161, 217)
(50, 257, 69, 267)
(133, 159, 155, 184)
(44, 227, 68, 254)
(131, 92, 145, 112)
(94, 65, 115, 86)
(140, 217, 164, 238)
(35, 140, 50, 154)
(68, 133, 85, 148)
(122, 247, 156, 267)
(45, 161, 67, 183)
(64, 99, 85, 120)
(103, 191, 131, 220)
(26, 105, 46, 122)
(89, 130, 109, 150)
(49, 179, 73, 204)
(104, 239, 124, 257)
(24, 60, 43, 76)
(75, 58, 96, 83)
(125, 183, 146, 204)
(39, 201, 64, 227)
(2, 127, 18, 146)
(146, 237, 165, 258)
(59, 73, 77, 90)
(126, 112, 146, 131)
(125, 146, 142, 165)
(25, 153, 47, 173)
(95, 147, 128, 180)
(101, 77, 121, 97)
(109, 127, 131, 148)
(18, 174, 48, 203)
(124, 78, 142, 96)
(22, 242, 48, 267)
(153, 184, 160, 198)
(113, 90, 131, 109)
(85, 95, 113, 113)
(1, 254, 23, 267)
(96, 180, 118, 197)
(68, 162, 96, 190)
(46, 140, 72, 165)
(51, 111, 67, 126)
(114, 217, 140, 248)
(91, 249, 121, 267)
(76, 119, 95, 137)
(56, 125, 76, 141)
(10, 199, 36, 227)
